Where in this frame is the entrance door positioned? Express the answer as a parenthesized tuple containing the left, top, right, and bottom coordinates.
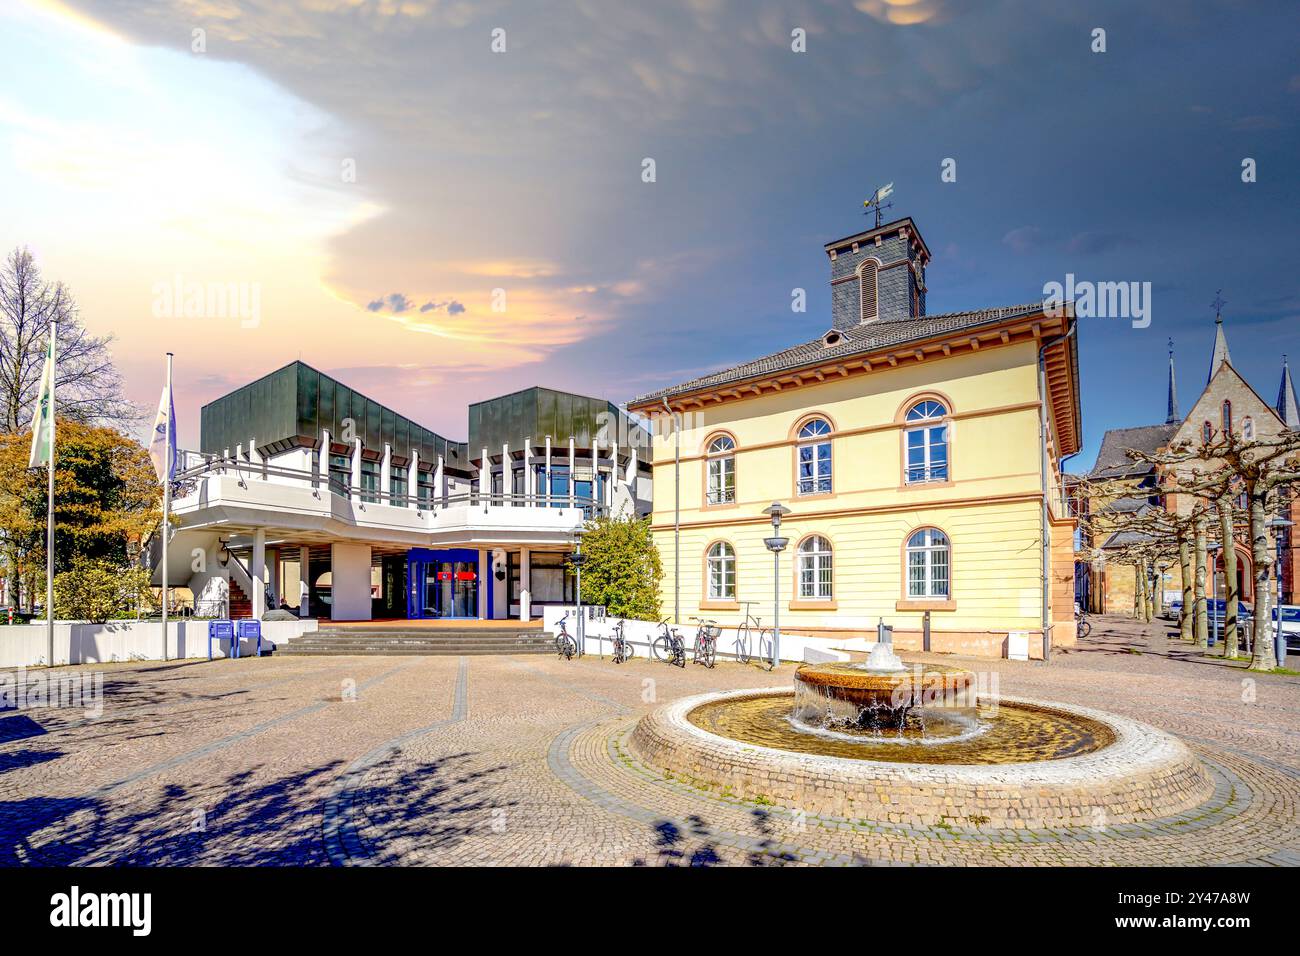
(422, 561, 477, 618)
(407, 548, 482, 619)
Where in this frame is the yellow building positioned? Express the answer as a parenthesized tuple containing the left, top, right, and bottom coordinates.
(627, 218, 1081, 660)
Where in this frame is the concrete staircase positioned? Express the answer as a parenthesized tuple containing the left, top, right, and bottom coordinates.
(277, 623, 555, 656)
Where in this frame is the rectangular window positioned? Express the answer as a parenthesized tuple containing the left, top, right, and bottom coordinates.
(906, 425, 948, 483)
(328, 454, 350, 497)
(797, 442, 831, 495)
(391, 464, 408, 503)
(417, 468, 435, 506)
(707, 457, 735, 504)
(360, 459, 380, 503)
(549, 466, 570, 507)
(529, 552, 575, 603)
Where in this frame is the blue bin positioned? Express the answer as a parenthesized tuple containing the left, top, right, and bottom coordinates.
(208, 620, 235, 660)
(237, 619, 263, 658)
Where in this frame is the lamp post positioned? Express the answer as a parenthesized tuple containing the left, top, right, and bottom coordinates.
(1267, 516, 1294, 666)
(1207, 541, 1220, 649)
(570, 527, 586, 656)
(762, 502, 791, 670)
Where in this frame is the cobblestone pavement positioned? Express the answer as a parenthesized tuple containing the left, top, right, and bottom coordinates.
(1, 616, 1297, 866)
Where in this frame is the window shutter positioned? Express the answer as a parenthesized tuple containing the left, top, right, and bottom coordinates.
(860, 260, 878, 323)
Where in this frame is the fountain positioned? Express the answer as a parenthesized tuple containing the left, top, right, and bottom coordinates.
(791, 643, 976, 736)
(627, 641, 1215, 828)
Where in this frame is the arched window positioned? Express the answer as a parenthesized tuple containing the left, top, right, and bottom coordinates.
(706, 541, 735, 600)
(705, 434, 736, 505)
(1222, 400, 1233, 434)
(1202, 421, 1213, 444)
(1242, 416, 1255, 441)
(798, 535, 833, 600)
(796, 418, 833, 495)
(904, 400, 949, 483)
(859, 259, 879, 323)
(906, 528, 950, 598)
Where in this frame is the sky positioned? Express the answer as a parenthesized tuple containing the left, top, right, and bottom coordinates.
(1, 0, 1297, 471)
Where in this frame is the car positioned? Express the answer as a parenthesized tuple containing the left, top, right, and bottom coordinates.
(1273, 605, 1300, 652)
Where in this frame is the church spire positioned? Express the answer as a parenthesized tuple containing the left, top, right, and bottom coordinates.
(1165, 338, 1180, 424)
(1207, 291, 1231, 384)
(1278, 355, 1300, 429)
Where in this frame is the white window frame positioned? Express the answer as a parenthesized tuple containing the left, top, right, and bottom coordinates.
(706, 435, 736, 505)
(904, 400, 949, 484)
(906, 528, 950, 599)
(796, 418, 833, 496)
(706, 541, 735, 600)
(797, 535, 833, 600)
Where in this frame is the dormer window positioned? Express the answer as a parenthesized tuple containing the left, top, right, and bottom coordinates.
(859, 258, 879, 323)
(823, 330, 843, 348)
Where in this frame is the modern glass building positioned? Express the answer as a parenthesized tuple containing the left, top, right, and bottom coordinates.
(159, 361, 651, 621)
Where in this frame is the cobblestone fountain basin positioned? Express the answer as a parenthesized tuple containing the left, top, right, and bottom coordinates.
(628, 687, 1214, 829)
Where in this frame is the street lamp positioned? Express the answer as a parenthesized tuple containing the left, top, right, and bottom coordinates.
(1267, 516, 1294, 666)
(762, 502, 791, 670)
(570, 527, 586, 656)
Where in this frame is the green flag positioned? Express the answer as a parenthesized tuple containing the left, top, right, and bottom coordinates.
(28, 333, 55, 469)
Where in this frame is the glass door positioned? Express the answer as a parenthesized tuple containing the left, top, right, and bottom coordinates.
(422, 560, 478, 617)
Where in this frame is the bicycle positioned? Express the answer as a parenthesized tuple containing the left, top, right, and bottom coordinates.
(555, 612, 577, 660)
(610, 619, 635, 664)
(1075, 605, 1092, 639)
(734, 601, 775, 670)
(651, 619, 686, 668)
(690, 617, 719, 669)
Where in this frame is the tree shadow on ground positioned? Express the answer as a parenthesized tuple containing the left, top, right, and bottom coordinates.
(342, 748, 517, 865)
(629, 808, 799, 867)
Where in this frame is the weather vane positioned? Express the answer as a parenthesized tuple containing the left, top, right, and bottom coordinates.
(1211, 289, 1226, 319)
(863, 183, 894, 228)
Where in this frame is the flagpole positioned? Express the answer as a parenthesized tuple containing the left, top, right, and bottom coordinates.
(45, 322, 56, 667)
(161, 352, 173, 662)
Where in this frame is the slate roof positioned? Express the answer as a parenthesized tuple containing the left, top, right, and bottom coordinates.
(1088, 423, 1179, 479)
(1102, 529, 1157, 550)
(630, 303, 1047, 406)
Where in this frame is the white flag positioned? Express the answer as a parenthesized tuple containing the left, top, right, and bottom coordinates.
(875, 182, 894, 203)
(148, 382, 177, 483)
(27, 335, 55, 469)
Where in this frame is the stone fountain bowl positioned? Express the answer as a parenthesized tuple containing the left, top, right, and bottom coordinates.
(627, 687, 1214, 829)
(794, 660, 974, 709)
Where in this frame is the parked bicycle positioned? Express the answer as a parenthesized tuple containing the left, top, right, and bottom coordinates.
(555, 612, 577, 660)
(1075, 604, 1092, 639)
(610, 619, 635, 664)
(651, 619, 686, 668)
(690, 617, 719, 668)
(734, 601, 774, 670)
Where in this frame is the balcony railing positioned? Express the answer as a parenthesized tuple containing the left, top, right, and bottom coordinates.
(172, 450, 607, 518)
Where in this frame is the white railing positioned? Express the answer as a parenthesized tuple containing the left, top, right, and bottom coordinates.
(172, 451, 607, 518)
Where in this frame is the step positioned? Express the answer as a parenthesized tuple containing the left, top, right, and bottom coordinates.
(277, 644, 557, 656)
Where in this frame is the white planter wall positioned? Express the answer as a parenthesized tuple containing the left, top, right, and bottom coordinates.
(0, 619, 319, 668)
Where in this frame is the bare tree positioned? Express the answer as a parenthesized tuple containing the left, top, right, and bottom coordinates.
(1138, 430, 1300, 671)
(0, 246, 138, 432)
